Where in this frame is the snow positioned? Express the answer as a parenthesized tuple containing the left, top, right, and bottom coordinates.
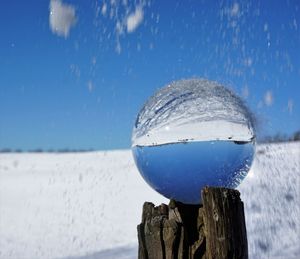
(240, 142, 300, 258)
(49, 0, 77, 38)
(0, 142, 299, 258)
(126, 6, 144, 33)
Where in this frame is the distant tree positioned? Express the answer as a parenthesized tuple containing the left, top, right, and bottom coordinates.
(30, 148, 44, 153)
(0, 148, 12, 153)
(58, 148, 71, 153)
(293, 131, 300, 141)
(272, 133, 288, 143)
(260, 132, 292, 143)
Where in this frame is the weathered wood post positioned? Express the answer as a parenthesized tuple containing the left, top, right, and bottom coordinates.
(137, 187, 248, 259)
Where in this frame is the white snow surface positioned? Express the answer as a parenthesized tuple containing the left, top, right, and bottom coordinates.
(0, 142, 299, 259)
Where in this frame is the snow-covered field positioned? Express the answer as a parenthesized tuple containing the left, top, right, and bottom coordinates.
(0, 142, 299, 259)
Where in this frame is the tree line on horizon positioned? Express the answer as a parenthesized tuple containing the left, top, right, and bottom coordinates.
(0, 147, 95, 153)
(259, 130, 300, 143)
(0, 130, 299, 153)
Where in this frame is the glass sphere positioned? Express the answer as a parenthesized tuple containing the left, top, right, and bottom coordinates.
(132, 79, 255, 204)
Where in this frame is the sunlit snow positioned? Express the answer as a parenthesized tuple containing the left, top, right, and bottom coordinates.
(0, 142, 299, 258)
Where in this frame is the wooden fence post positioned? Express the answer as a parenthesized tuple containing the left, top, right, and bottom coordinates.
(137, 187, 248, 259)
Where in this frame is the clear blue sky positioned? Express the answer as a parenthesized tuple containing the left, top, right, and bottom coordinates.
(0, 0, 299, 150)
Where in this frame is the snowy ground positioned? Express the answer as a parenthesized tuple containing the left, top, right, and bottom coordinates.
(0, 142, 299, 259)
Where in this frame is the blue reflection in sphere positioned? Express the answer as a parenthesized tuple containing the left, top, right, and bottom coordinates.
(132, 79, 255, 204)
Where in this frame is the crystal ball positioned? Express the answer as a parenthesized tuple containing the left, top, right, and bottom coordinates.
(132, 79, 255, 204)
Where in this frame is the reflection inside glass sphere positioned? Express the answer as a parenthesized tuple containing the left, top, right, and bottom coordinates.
(132, 79, 255, 204)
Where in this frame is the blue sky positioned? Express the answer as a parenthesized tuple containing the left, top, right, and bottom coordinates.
(0, 0, 299, 150)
